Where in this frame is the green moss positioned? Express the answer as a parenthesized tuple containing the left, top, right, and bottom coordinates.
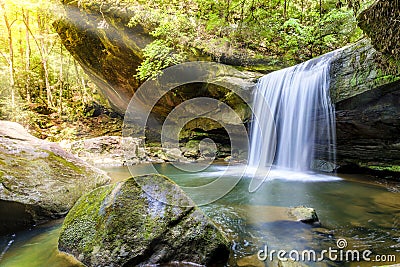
(58, 175, 229, 266)
(376, 74, 399, 83)
(359, 51, 366, 63)
(240, 64, 283, 73)
(60, 183, 116, 255)
(186, 140, 200, 148)
(350, 75, 358, 87)
(367, 165, 400, 172)
(46, 151, 84, 174)
(145, 142, 162, 147)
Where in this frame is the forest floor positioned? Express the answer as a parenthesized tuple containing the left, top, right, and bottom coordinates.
(23, 105, 123, 142)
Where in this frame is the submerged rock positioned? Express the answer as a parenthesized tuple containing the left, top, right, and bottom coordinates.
(58, 174, 230, 267)
(0, 121, 110, 234)
(288, 207, 319, 225)
(236, 254, 264, 267)
(276, 260, 314, 267)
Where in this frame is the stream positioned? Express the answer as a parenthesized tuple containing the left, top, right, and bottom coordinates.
(0, 164, 399, 266)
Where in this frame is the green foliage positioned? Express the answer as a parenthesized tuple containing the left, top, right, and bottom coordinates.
(136, 40, 186, 81)
(0, 0, 108, 138)
(129, 0, 373, 68)
(367, 165, 400, 173)
(280, 7, 362, 61)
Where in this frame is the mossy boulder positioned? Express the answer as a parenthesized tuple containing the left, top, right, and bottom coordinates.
(58, 174, 230, 267)
(0, 121, 110, 235)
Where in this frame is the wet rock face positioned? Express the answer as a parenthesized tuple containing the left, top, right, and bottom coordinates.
(0, 121, 110, 235)
(334, 0, 400, 167)
(54, 0, 152, 114)
(335, 80, 400, 166)
(329, 39, 399, 103)
(327, 39, 400, 167)
(358, 0, 400, 62)
(58, 174, 230, 267)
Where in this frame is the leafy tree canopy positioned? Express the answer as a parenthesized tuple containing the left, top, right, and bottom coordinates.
(128, 0, 374, 79)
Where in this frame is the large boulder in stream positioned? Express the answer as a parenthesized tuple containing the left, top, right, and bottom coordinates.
(58, 174, 230, 266)
(0, 121, 110, 235)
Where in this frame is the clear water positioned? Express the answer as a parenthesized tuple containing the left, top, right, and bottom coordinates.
(248, 53, 336, 171)
(1, 164, 399, 266)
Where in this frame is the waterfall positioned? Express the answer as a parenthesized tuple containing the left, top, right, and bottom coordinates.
(248, 53, 336, 171)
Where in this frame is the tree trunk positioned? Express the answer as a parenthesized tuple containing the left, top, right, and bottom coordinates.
(283, 0, 287, 21)
(58, 43, 63, 115)
(238, 0, 246, 34)
(37, 12, 53, 108)
(319, 0, 322, 18)
(225, 0, 231, 22)
(42, 57, 52, 107)
(2, 3, 16, 109)
(73, 60, 83, 102)
(23, 8, 31, 103)
(319, 0, 323, 55)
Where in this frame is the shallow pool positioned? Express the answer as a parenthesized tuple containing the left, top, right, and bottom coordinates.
(1, 164, 399, 266)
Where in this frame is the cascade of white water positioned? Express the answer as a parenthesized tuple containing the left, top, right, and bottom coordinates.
(248, 53, 336, 171)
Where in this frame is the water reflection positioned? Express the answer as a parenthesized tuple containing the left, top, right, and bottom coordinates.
(0, 219, 82, 267)
(0, 164, 399, 266)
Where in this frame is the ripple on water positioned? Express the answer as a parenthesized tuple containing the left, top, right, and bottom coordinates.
(0, 165, 399, 267)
